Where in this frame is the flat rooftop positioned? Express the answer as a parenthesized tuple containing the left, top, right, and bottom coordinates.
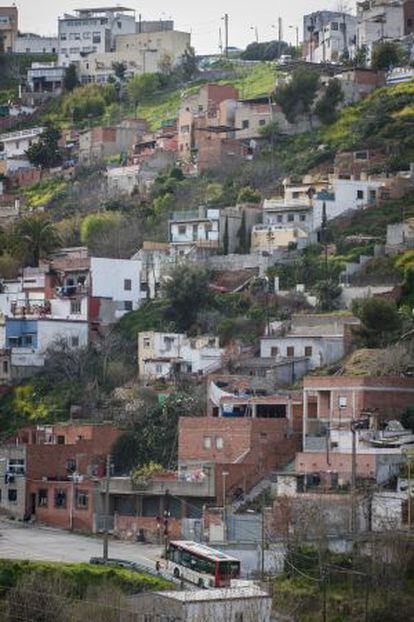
(155, 586, 269, 602)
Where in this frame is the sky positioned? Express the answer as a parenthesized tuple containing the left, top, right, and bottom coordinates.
(6, 0, 355, 53)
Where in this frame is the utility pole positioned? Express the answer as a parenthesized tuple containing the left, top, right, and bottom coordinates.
(164, 490, 171, 559)
(278, 17, 283, 42)
(222, 471, 229, 541)
(103, 453, 111, 562)
(351, 421, 357, 537)
(261, 490, 266, 581)
(223, 14, 229, 57)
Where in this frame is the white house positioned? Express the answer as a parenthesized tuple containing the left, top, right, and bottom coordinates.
(138, 332, 224, 379)
(58, 6, 136, 67)
(260, 315, 359, 371)
(129, 587, 272, 622)
(262, 199, 313, 231)
(90, 257, 142, 318)
(356, 0, 408, 56)
(303, 11, 357, 63)
(14, 35, 58, 55)
(312, 176, 386, 229)
(0, 127, 44, 159)
(6, 317, 88, 370)
(169, 207, 221, 255)
(106, 165, 140, 196)
(27, 62, 66, 97)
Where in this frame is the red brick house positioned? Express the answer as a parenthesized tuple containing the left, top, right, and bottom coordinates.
(1, 424, 121, 531)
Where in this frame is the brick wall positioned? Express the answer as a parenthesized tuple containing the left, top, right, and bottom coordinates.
(295, 451, 377, 481)
(114, 514, 182, 542)
(27, 479, 95, 532)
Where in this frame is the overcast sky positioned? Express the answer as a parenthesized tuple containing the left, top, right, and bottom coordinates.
(7, 0, 355, 53)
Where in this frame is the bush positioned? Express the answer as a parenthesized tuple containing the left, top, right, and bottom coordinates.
(80, 212, 124, 249)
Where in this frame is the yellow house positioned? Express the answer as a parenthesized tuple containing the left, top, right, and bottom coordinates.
(251, 225, 309, 252)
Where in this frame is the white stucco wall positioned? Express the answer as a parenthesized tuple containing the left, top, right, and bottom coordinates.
(260, 335, 344, 369)
(90, 257, 142, 317)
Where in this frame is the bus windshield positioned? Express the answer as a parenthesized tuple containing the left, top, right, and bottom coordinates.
(219, 561, 241, 580)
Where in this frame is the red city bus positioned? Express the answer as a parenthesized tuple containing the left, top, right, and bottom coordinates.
(166, 540, 241, 588)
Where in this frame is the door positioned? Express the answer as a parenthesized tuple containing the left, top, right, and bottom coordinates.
(30, 493, 36, 516)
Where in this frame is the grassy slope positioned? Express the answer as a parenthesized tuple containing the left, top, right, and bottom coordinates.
(276, 80, 414, 175)
(137, 63, 277, 130)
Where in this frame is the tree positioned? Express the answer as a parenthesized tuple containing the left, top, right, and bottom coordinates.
(354, 45, 368, 68)
(26, 125, 62, 169)
(126, 73, 161, 108)
(112, 61, 127, 81)
(241, 40, 290, 61)
(223, 216, 229, 255)
(314, 78, 344, 125)
(12, 215, 61, 266)
(180, 46, 197, 81)
(158, 53, 173, 77)
(352, 297, 402, 347)
(63, 64, 79, 92)
(236, 210, 248, 254)
(274, 67, 320, 124)
(371, 41, 404, 71)
(163, 265, 212, 331)
(237, 186, 262, 204)
(80, 212, 124, 250)
(314, 279, 342, 312)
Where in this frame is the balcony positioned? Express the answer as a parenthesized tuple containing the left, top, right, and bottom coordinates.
(103, 470, 215, 498)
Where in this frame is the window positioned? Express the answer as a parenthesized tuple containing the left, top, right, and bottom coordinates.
(124, 301, 133, 311)
(55, 489, 67, 508)
(23, 335, 33, 347)
(143, 338, 151, 348)
(76, 490, 89, 509)
(83, 32, 91, 39)
(66, 458, 76, 473)
(287, 346, 295, 357)
(155, 364, 163, 374)
(60, 33, 67, 40)
(271, 346, 279, 357)
(38, 489, 48, 507)
(288, 214, 294, 222)
(355, 151, 368, 161)
(277, 215, 283, 223)
(203, 436, 212, 449)
(235, 613, 244, 622)
(2, 360, 8, 375)
(292, 191, 300, 199)
(70, 300, 81, 314)
(242, 120, 249, 129)
(259, 119, 266, 126)
(124, 279, 132, 291)
(71, 336, 80, 348)
(8, 459, 25, 475)
(331, 21, 338, 30)
(339, 396, 347, 408)
(8, 489, 17, 503)
(300, 214, 306, 222)
(178, 225, 186, 235)
(57, 435, 65, 445)
(92, 32, 101, 44)
(164, 336, 174, 351)
(216, 437, 223, 450)
(305, 346, 313, 357)
(357, 190, 364, 199)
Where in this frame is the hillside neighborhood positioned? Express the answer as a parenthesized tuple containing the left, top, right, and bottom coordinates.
(0, 1, 414, 620)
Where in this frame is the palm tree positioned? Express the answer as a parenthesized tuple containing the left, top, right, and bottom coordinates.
(13, 215, 61, 267)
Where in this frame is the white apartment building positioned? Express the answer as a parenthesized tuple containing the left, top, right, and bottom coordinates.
(14, 35, 58, 55)
(260, 315, 359, 371)
(58, 6, 136, 67)
(27, 62, 66, 97)
(90, 257, 142, 318)
(356, 0, 412, 55)
(262, 199, 313, 231)
(169, 208, 221, 255)
(0, 127, 44, 159)
(312, 176, 388, 228)
(304, 10, 357, 63)
(138, 332, 224, 379)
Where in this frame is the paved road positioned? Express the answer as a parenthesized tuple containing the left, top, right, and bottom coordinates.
(0, 520, 163, 569)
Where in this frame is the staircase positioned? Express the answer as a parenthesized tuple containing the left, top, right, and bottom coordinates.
(230, 460, 296, 513)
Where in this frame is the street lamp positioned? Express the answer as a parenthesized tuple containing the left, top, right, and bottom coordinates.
(289, 25, 299, 48)
(250, 26, 259, 43)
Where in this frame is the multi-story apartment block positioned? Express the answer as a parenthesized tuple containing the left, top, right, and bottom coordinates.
(303, 10, 357, 63)
(14, 35, 58, 55)
(0, 127, 44, 159)
(356, 0, 414, 55)
(138, 331, 224, 379)
(58, 6, 136, 67)
(0, 5, 18, 53)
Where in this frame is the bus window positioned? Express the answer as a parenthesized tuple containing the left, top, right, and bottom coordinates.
(219, 561, 241, 581)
